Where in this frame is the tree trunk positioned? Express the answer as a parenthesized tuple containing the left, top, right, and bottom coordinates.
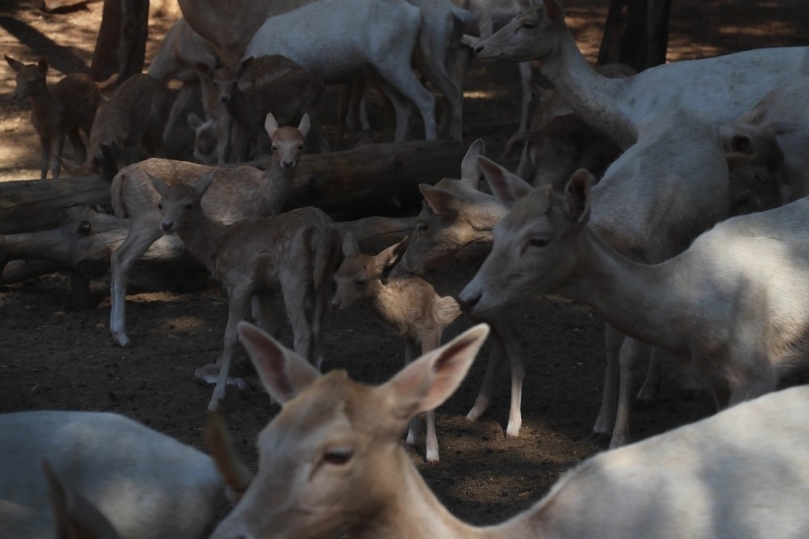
(597, 0, 672, 71)
(0, 141, 467, 235)
(90, 0, 149, 83)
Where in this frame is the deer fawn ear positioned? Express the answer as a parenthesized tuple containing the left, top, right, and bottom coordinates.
(237, 56, 252, 77)
(478, 156, 533, 208)
(43, 459, 121, 539)
(204, 411, 254, 504)
(342, 231, 360, 257)
(147, 173, 170, 196)
(379, 324, 490, 420)
(195, 170, 216, 198)
(238, 322, 320, 404)
(4, 55, 23, 73)
(375, 236, 409, 271)
(565, 169, 593, 225)
(419, 184, 459, 214)
(37, 57, 49, 73)
(297, 113, 311, 139)
(195, 62, 213, 80)
(265, 113, 279, 139)
(460, 139, 485, 188)
(187, 113, 203, 130)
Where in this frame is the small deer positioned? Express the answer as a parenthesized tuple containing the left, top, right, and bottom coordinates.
(331, 233, 461, 462)
(108, 114, 310, 348)
(5, 55, 116, 179)
(150, 171, 341, 410)
(206, 322, 809, 539)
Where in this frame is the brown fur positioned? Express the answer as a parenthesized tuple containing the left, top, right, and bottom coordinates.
(4, 55, 115, 179)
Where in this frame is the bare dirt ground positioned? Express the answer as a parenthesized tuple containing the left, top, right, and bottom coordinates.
(1, 0, 808, 528)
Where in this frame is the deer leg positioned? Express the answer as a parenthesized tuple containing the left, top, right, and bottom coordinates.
(610, 336, 650, 449)
(374, 63, 436, 141)
(466, 326, 504, 423)
(51, 132, 66, 179)
(206, 284, 252, 411)
(404, 337, 421, 447)
(109, 221, 163, 347)
(310, 274, 331, 371)
(281, 273, 313, 363)
(39, 134, 51, 180)
(421, 331, 443, 463)
(637, 347, 663, 405)
(592, 323, 623, 440)
(517, 62, 532, 133)
(491, 314, 524, 438)
(67, 127, 87, 167)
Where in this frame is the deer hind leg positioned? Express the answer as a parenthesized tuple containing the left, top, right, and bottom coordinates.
(610, 336, 651, 449)
(636, 347, 664, 405)
(404, 337, 422, 447)
(374, 61, 436, 141)
(50, 131, 66, 179)
(67, 127, 87, 166)
(466, 325, 505, 423)
(205, 284, 252, 410)
(109, 221, 164, 347)
(39, 134, 52, 180)
(517, 62, 532, 133)
(592, 323, 623, 441)
(281, 272, 313, 363)
(421, 331, 443, 463)
(310, 276, 331, 371)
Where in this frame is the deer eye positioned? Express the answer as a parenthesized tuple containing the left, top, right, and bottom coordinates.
(185, 203, 193, 211)
(323, 447, 353, 466)
(529, 237, 549, 248)
(355, 279, 366, 287)
(521, 21, 536, 29)
(416, 221, 427, 232)
(271, 146, 277, 152)
(298, 145, 304, 150)
(157, 204, 163, 210)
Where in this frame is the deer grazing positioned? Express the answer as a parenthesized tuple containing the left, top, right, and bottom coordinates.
(0, 411, 225, 539)
(474, 0, 809, 150)
(244, 0, 437, 142)
(60, 74, 173, 176)
(109, 114, 309, 348)
(4, 56, 116, 179)
(461, 166, 809, 415)
(398, 139, 525, 440)
(150, 170, 341, 410)
(720, 77, 809, 209)
(208, 322, 809, 539)
(331, 233, 461, 462)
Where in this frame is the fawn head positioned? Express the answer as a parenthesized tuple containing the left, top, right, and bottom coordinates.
(265, 113, 310, 170)
(208, 322, 490, 539)
(150, 171, 215, 234)
(5, 55, 48, 100)
(188, 113, 217, 165)
(331, 233, 409, 311)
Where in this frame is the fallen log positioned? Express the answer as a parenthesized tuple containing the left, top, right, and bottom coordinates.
(0, 206, 416, 308)
(0, 140, 464, 235)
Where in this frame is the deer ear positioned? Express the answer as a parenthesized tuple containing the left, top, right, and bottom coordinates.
(195, 170, 216, 198)
(4, 55, 23, 73)
(478, 156, 532, 208)
(342, 231, 360, 257)
(237, 56, 252, 77)
(297, 113, 311, 139)
(187, 113, 203, 129)
(564, 169, 593, 225)
(37, 57, 48, 73)
(238, 322, 320, 404)
(379, 324, 490, 420)
(196, 62, 213, 79)
(204, 411, 254, 504)
(265, 113, 279, 139)
(375, 236, 409, 271)
(460, 139, 485, 187)
(147, 173, 169, 196)
(419, 184, 459, 214)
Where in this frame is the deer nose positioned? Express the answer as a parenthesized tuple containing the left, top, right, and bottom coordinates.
(473, 43, 485, 55)
(281, 158, 294, 169)
(330, 299, 342, 311)
(219, 94, 229, 103)
(458, 291, 482, 313)
(161, 220, 174, 232)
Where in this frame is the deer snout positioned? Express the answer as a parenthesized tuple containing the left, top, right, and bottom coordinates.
(473, 43, 485, 55)
(219, 94, 230, 104)
(281, 158, 295, 169)
(458, 290, 482, 313)
(161, 220, 175, 233)
(330, 298, 342, 311)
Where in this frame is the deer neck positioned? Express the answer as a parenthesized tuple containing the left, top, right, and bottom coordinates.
(539, 27, 636, 149)
(260, 160, 296, 215)
(366, 280, 411, 333)
(354, 448, 490, 539)
(560, 227, 685, 353)
(175, 210, 227, 273)
(28, 84, 56, 125)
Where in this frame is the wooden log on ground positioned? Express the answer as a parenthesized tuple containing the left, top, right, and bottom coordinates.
(0, 141, 465, 235)
(336, 216, 416, 253)
(0, 260, 61, 285)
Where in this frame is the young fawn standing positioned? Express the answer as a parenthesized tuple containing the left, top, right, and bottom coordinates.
(208, 322, 809, 539)
(150, 171, 341, 410)
(331, 233, 461, 462)
(108, 114, 310, 348)
(4, 56, 115, 179)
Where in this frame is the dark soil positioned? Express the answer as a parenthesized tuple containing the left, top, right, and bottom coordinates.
(1, 0, 808, 527)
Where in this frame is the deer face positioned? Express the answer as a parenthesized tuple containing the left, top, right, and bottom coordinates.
(5, 56, 48, 100)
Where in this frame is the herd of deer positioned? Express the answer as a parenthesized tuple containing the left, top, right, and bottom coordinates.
(4, 0, 809, 537)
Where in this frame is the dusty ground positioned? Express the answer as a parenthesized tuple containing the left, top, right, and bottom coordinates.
(1, 0, 808, 528)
